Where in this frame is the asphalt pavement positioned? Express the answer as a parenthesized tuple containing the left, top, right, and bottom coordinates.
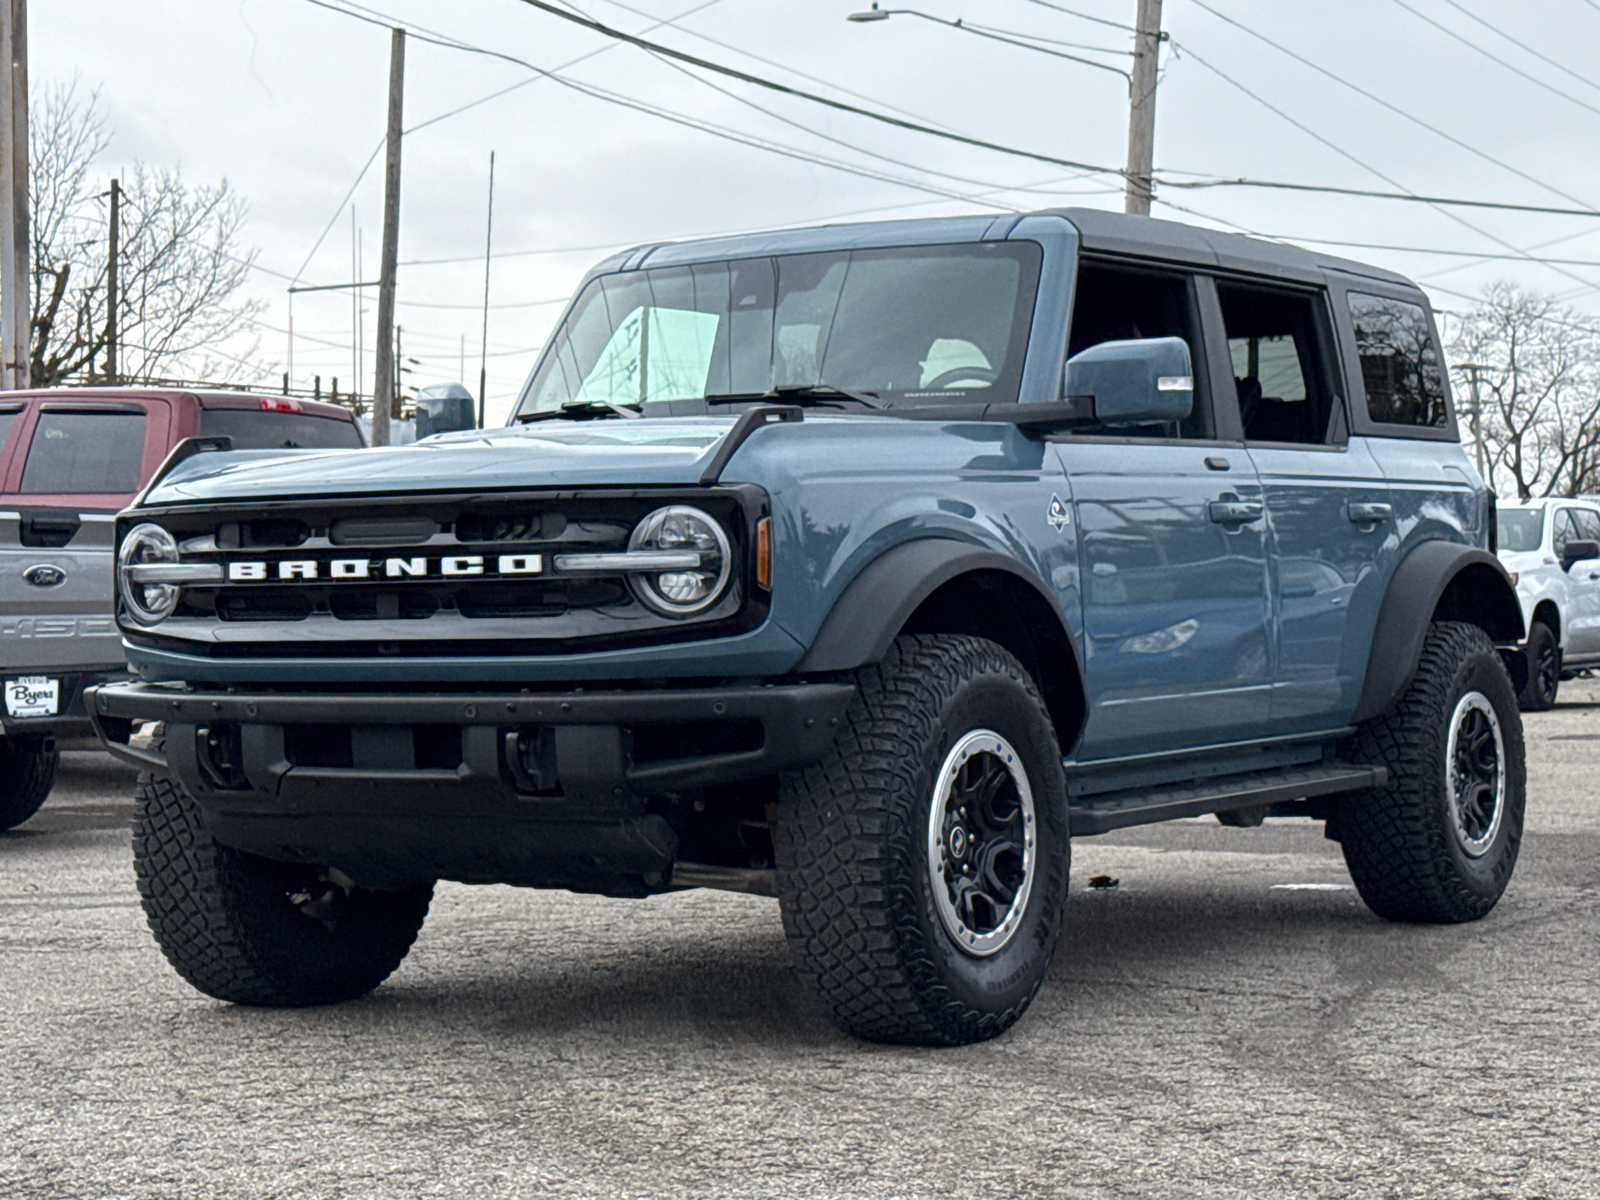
(3, 690, 1598, 1199)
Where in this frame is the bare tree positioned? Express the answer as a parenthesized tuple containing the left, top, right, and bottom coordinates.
(28, 80, 267, 387)
(1447, 281, 1600, 500)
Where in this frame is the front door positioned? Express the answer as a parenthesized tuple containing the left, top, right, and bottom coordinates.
(1062, 441, 1273, 761)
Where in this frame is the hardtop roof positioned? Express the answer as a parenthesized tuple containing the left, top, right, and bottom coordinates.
(591, 207, 1416, 291)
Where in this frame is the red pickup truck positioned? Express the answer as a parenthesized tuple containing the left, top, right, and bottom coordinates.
(0, 388, 363, 828)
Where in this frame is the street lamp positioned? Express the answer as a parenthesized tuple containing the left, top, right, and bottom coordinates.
(845, 1, 1164, 215)
(845, 5, 1131, 79)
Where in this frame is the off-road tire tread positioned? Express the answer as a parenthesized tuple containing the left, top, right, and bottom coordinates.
(775, 634, 1068, 1045)
(1338, 621, 1525, 924)
(0, 738, 59, 830)
(134, 767, 432, 1006)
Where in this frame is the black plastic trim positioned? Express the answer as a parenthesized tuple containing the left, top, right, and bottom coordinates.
(1350, 541, 1524, 725)
(130, 435, 234, 508)
(793, 540, 1089, 748)
(698, 404, 801, 485)
(87, 678, 856, 797)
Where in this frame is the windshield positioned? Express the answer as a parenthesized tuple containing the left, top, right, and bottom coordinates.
(1498, 507, 1544, 553)
(513, 241, 1042, 417)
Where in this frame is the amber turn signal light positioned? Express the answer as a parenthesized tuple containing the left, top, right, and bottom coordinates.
(756, 517, 771, 589)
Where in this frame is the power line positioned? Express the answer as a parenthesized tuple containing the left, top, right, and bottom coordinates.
(290, 0, 721, 284)
(500, 0, 1126, 179)
(621, 21, 1097, 201)
(1162, 175, 1600, 219)
(1387, 0, 1600, 121)
(1013, 0, 1135, 34)
(1186, 0, 1600, 217)
(1162, 36, 1600, 293)
(299, 0, 1044, 209)
(583, 0, 967, 133)
(1436, 0, 1600, 100)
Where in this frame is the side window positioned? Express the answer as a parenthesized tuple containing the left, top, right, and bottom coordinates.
(1066, 262, 1209, 439)
(0, 405, 20, 457)
(19, 408, 149, 494)
(1217, 282, 1339, 446)
(1553, 510, 1578, 558)
(1347, 291, 1448, 428)
(1575, 508, 1600, 544)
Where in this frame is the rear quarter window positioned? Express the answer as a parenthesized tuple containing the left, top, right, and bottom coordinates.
(200, 408, 364, 449)
(1347, 292, 1448, 428)
(20, 408, 148, 493)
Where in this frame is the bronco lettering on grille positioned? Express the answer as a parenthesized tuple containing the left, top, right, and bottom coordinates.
(224, 554, 543, 582)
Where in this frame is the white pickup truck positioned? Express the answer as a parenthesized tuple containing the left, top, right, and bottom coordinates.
(1496, 497, 1600, 710)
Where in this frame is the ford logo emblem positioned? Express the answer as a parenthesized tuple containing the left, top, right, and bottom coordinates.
(23, 565, 66, 588)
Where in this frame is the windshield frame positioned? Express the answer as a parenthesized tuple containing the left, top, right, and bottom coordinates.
(511, 239, 1045, 421)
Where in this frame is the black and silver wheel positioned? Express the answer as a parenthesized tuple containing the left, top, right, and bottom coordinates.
(1517, 620, 1560, 711)
(0, 735, 58, 831)
(775, 634, 1070, 1045)
(1337, 621, 1525, 923)
(926, 730, 1038, 958)
(134, 762, 432, 1006)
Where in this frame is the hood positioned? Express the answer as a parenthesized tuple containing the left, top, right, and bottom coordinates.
(140, 418, 739, 505)
(1496, 548, 1550, 572)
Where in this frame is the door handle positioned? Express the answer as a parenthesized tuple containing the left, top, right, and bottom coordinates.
(1208, 499, 1263, 524)
(1348, 502, 1392, 524)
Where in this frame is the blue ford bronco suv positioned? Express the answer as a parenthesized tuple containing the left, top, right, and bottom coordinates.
(89, 210, 1526, 1045)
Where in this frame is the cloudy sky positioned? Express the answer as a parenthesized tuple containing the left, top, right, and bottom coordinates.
(32, 0, 1600, 423)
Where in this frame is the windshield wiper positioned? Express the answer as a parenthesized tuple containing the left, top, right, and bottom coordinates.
(705, 383, 887, 411)
(515, 399, 641, 423)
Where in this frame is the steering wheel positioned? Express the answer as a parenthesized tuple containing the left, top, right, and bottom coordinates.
(924, 365, 998, 390)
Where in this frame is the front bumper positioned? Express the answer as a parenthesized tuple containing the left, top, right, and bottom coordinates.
(86, 678, 854, 888)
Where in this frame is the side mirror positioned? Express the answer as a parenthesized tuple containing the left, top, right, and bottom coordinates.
(1063, 336, 1194, 427)
(1562, 538, 1600, 570)
(415, 383, 478, 438)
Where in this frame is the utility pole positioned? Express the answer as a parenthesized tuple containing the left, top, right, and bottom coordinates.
(478, 150, 495, 429)
(371, 26, 405, 447)
(1461, 363, 1489, 482)
(105, 177, 119, 383)
(1124, 0, 1163, 216)
(0, 0, 29, 389)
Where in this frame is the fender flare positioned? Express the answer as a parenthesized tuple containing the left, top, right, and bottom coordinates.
(793, 538, 1082, 677)
(1350, 541, 1525, 725)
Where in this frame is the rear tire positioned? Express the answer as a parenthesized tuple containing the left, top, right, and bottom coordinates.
(134, 766, 432, 1006)
(0, 736, 59, 831)
(775, 634, 1070, 1045)
(1517, 620, 1560, 711)
(1337, 621, 1525, 923)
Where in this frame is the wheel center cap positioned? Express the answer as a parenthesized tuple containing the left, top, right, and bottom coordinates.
(947, 825, 969, 860)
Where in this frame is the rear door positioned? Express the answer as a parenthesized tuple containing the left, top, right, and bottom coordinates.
(1205, 276, 1395, 734)
(1, 397, 174, 678)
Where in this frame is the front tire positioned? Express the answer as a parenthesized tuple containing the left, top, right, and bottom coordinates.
(0, 736, 59, 831)
(1337, 621, 1525, 923)
(775, 634, 1070, 1045)
(1517, 620, 1560, 711)
(134, 768, 433, 1006)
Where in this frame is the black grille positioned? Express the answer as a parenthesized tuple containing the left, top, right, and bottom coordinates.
(130, 486, 770, 656)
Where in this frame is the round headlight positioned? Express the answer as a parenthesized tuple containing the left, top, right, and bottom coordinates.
(627, 506, 732, 616)
(118, 523, 182, 625)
